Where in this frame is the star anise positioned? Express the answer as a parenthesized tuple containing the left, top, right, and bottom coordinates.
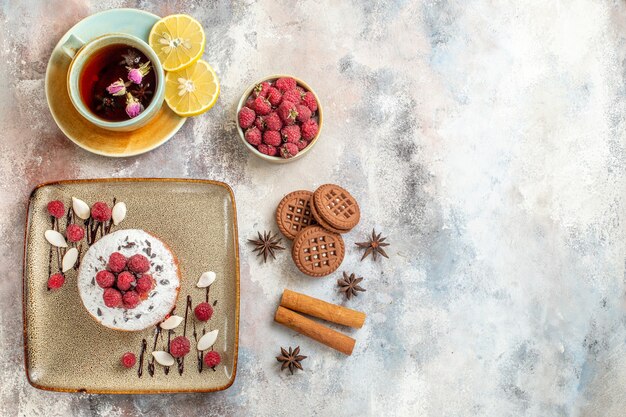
(94, 94, 117, 112)
(276, 346, 307, 374)
(120, 49, 141, 67)
(248, 231, 285, 262)
(337, 272, 366, 299)
(130, 83, 153, 103)
(355, 229, 390, 261)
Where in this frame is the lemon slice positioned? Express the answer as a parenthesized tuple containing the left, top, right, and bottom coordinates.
(149, 14, 205, 71)
(165, 59, 220, 117)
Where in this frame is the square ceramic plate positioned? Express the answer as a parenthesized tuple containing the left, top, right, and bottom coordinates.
(23, 179, 239, 393)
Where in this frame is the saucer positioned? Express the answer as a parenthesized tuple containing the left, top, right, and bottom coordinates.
(45, 9, 186, 157)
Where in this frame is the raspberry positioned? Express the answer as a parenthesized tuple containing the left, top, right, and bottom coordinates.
(253, 81, 271, 98)
(275, 77, 297, 92)
(194, 302, 214, 321)
(47, 200, 65, 218)
(282, 89, 302, 105)
(264, 112, 283, 131)
(251, 96, 271, 115)
(122, 290, 140, 309)
(295, 104, 311, 122)
(244, 127, 262, 146)
(277, 101, 297, 125)
(136, 274, 154, 294)
(47, 273, 65, 290)
(66, 224, 85, 242)
(244, 96, 255, 109)
(96, 270, 115, 288)
(281, 125, 301, 144)
(301, 119, 319, 141)
(170, 336, 191, 358)
(91, 202, 112, 222)
(127, 254, 150, 273)
(267, 87, 282, 106)
(108, 252, 127, 273)
(295, 138, 309, 151)
(258, 144, 278, 156)
(203, 350, 221, 368)
(301, 91, 318, 112)
(121, 352, 136, 368)
(103, 288, 122, 307)
(280, 142, 299, 159)
(238, 107, 256, 129)
(263, 130, 282, 147)
(254, 116, 266, 131)
(116, 271, 135, 291)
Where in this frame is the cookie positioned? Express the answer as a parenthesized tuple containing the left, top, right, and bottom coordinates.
(313, 184, 360, 232)
(291, 226, 345, 277)
(275, 190, 317, 240)
(310, 196, 349, 234)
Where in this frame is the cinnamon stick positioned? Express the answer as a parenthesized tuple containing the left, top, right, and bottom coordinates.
(274, 306, 356, 355)
(280, 289, 366, 329)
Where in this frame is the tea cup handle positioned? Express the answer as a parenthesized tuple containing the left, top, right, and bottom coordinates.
(61, 34, 85, 59)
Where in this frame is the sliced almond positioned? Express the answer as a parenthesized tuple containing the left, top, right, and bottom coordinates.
(159, 315, 184, 330)
(197, 329, 218, 351)
(112, 202, 127, 226)
(72, 197, 90, 220)
(152, 351, 175, 367)
(197, 271, 216, 288)
(44, 230, 67, 247)
(62, 248, 78, 272)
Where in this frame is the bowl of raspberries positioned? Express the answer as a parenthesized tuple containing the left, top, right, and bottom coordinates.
(236, 75, 322, 162)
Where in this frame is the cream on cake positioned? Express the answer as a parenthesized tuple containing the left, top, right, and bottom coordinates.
(77, 229, 180, 331)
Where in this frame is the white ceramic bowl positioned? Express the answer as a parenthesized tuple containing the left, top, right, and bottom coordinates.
(236, 75, 323, 163)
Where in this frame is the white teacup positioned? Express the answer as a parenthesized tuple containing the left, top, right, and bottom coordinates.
(63, 33, 165, 132)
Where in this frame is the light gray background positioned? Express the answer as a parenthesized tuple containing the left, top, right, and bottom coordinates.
(1, 1, 625, 416)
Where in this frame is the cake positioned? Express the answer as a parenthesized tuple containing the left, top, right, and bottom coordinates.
(77, 229, 180, 331)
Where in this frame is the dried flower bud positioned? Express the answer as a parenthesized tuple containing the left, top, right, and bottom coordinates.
(127, 61, 151, 84)
(125, 93, 144, 118)
(106, 78, 126, 96)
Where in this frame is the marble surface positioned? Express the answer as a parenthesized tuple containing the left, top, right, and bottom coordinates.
(1, 1, 626, 416)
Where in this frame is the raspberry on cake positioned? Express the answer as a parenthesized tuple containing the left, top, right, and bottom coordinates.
(122, 290, 140, 309)
(108, 252, 127, 273)
(103, 288, 122, 307)
(136, 274, 154, 294)
(78, 229, 181, 331)
(116, 271, 135, 291)
(96, 270, 115, 288)
(127, 254, 150, 274)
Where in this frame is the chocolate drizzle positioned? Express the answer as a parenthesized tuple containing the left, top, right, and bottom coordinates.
(138, 338, 147, 377)
(147, 326, 162, 377)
